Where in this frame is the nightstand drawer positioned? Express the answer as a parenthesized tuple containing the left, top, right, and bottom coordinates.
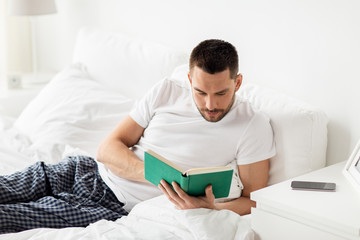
(251, 208, 344, 240)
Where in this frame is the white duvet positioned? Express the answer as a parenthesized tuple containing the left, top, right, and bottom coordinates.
(0, 195, 253, 240)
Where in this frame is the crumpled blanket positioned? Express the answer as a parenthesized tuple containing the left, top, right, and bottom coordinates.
(0, 195, 254, 240)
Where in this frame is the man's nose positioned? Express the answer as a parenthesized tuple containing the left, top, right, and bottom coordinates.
(206, 96, 217, 110)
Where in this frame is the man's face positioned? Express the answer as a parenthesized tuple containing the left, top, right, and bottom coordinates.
(188, 66, 242, 122)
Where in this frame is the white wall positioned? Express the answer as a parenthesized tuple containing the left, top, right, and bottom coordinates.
(33, 0, 360, 166)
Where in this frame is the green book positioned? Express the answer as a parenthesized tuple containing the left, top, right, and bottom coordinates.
(144, 150, 233, 199)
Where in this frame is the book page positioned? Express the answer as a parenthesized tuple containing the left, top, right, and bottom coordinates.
(146, 150, 185, 173)
(185, 166, 232, 175)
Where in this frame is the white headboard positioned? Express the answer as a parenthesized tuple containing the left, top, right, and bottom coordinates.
(34, 0, 360, 166)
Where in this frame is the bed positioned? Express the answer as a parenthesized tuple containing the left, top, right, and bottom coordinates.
(0, 27, 328, 239)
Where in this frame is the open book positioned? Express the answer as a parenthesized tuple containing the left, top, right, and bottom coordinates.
(144, 150, 233, 198)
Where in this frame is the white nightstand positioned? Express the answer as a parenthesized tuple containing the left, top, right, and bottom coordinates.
(251, 162, 360, 240)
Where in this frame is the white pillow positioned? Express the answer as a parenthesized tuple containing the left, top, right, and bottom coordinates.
(238, 84, 328, 185)
(72, 27, 189, 99)
(170, 64, 189, 81)
(14, 64, 134, 163)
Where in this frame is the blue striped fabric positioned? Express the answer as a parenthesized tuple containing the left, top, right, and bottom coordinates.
(0, 156, 128, 234)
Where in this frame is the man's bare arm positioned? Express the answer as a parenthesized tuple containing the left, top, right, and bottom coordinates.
(96, 115, 147, 182)
(216, 159, 269, 215)
(159, 159, 269, 215)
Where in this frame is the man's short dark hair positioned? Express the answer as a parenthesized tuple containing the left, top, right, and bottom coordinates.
(189, 39, 239, 79)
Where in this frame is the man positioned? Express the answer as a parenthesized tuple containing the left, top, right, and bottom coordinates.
(96, 39, 275, 214)
(0, 39, 275, 233)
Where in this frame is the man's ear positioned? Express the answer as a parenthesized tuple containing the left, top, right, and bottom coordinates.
(188, 72, 192, 85)
(235, 73, 243, 92)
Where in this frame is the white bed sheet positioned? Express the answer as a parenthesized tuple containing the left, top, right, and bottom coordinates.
(0, 196, 253, 240)
(0, 118, 38, 175)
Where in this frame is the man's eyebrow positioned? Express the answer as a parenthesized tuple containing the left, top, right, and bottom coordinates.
(216, 88, 230, 94)
(193, 87, 230, 94)
(193, 87, 206, 93)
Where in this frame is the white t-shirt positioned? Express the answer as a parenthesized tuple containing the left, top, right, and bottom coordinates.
(97, 78, 276, 212)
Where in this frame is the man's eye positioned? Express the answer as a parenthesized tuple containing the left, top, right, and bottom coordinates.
(197, 92, 206, 96)
(216, 92, 226, 96)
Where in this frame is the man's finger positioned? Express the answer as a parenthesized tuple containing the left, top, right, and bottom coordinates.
(171, 181, 189, 199)
(159, 180, 185, 207)
(205, 185, 214, 198)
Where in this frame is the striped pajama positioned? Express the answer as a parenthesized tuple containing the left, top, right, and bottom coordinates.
(0, 155, 128, 234)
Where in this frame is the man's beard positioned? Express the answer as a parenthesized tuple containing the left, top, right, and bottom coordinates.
(196, 94, 236, 122)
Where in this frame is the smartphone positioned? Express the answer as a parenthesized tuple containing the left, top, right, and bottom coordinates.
(291, 180, 336, 191)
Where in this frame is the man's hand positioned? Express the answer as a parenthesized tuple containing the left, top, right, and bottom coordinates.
(158, 179, 217, 210)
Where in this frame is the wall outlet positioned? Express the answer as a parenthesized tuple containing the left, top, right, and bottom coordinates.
(7, 75, 22, 89)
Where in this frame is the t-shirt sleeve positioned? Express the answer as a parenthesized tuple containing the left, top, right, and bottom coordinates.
(236, 112, 276, 165)
(129, 79, 170, 128)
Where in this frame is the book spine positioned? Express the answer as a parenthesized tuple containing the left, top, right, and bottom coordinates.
(180, 175, 189, 193)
